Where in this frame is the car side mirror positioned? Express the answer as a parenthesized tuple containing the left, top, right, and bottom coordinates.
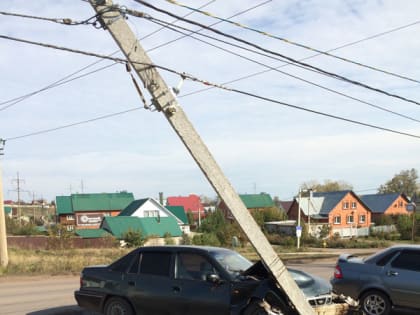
(206, 273, 222, 284)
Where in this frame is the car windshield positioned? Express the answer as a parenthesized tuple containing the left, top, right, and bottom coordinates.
(210, 250, 253, 276)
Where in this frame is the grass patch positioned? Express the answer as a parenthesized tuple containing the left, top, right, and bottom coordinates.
(3, 247, 131, 276)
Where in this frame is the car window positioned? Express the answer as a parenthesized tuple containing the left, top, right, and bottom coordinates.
(109, 250, 138, 272)
(376, 250, 399, 266)
(391, 250, 420, 272)
(175, 253, 218, 281)
(128, 253, 140, 274)
(140, 252, 172, 277)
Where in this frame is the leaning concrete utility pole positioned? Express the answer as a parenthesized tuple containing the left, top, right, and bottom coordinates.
(88, 1, 315, 314)
(0, 139, 8, 268)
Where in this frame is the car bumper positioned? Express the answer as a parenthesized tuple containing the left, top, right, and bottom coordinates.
(330, 279, 359, 300)
(74, 290, 105, 312)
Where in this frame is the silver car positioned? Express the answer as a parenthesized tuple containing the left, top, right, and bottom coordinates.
(331, 245, 420, 315)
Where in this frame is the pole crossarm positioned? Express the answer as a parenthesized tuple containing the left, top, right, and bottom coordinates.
(88, 1, 315, 314)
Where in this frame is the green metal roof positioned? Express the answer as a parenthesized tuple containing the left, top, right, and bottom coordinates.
(139, 217, 182, 237)
(56, 196, 73, 215)
(239, 193, 274, 209)
(119, 199, 148, 216)
(166, 206, 189, 224)
(72, 192, 134, 211)
(75, 229, 111, 238)
(56, 192, 135, 215)
(102, 216, 182, 239)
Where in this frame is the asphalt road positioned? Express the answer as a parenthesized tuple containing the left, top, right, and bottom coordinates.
(0, 259, 415, 315)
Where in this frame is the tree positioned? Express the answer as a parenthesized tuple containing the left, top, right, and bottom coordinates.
(300, 179, 353, 192)
(378, 168, 419, 197)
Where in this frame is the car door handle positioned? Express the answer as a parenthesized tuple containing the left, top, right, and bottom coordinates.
(172, 286, 181, 293)
(386, 271, 398, 277)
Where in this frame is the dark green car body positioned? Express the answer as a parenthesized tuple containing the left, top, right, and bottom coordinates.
(75, 245, 331, 315)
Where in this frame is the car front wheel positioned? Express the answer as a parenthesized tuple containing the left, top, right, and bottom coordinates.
(243, 299, 286, 315)
(104, 297, 134, 315)
(360, 290, 391, 315)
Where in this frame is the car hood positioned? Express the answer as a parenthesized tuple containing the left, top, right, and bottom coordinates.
(242, 261, 331, 298)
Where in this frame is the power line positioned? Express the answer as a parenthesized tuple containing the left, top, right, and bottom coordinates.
(5, 107, 141, 141)
(0, 10, 102, 27)
(180, 19, 420, 97)
(146, 0, 272, 53)
(2, 35, 419, 140)
(0, 0, 219, 112)
(0, 63, 118, 111)
(133, 0, 420, 107)
(146, 16, 420, 123)
(162, 0, 420, 84)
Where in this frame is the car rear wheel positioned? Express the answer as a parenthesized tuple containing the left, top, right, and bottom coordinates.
(360, 290, 391, 315)
(104, 297, 134, 315)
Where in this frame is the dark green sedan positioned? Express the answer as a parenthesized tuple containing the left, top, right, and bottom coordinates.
(75, 245, 332, 315)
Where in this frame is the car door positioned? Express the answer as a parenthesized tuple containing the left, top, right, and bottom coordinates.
(125, 251, 175, 315)
(383, 249, 420, 309)
(170, 252, 231, 315)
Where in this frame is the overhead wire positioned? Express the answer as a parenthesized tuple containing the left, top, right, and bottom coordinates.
(2, 34, 420, 140)
(133, 0, 420, 106)
(5, 107, 142, 141)
(145, 16, 420, 123)
(0, 63, 118, 112)
(162, 0, 420, 84)
(0, 9, 104, 27)
(146, 0, 272, 53)
(180, 19, 420, 97)
(0, 0, 219, 111)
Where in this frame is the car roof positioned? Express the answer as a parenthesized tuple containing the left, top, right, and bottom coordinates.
(366, 244, 420, 263)
(136, 245, 235, 254)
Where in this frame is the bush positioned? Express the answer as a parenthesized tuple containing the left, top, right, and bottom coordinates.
(6, 217, 39, 235)
(180, 232, 192, 245)
(164, 232, 175, 245)
(192, 233, 221, 247)
(121, 229, 145, 247)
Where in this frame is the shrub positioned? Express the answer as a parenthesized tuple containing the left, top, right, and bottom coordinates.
(121, 229, 145, 247)
(192, 233, 221, 247)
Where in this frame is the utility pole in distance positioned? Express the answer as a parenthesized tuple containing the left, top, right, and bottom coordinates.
(88, 1, 315, 314)
(0, 139, 8, 267)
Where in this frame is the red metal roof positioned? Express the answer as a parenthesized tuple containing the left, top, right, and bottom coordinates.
(167, 194, 205, 220)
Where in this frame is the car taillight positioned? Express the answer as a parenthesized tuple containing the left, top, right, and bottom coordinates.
(334, 265, 343, 279)
(80, 274, 83, 288)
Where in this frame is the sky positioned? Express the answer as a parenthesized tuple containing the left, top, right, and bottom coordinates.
(0, 0, 419, 203)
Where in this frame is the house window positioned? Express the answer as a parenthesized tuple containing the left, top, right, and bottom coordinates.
(144, 210, 159, 218)
(399, 201, 403, 207)
(333, 216, 341, 225)
(66, 215, 75, 221)
(342, 202, 349, 209)
(359, 215, 366, 224)
(347, 215, 354, 224)
(66, 225, 74, 231)
(351, 202, 357, 209)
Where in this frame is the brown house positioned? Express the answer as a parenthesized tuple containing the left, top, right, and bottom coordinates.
(359, 193, 410, 223)
(288, 190, 371, 238)
(56, 192, 134, 231)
